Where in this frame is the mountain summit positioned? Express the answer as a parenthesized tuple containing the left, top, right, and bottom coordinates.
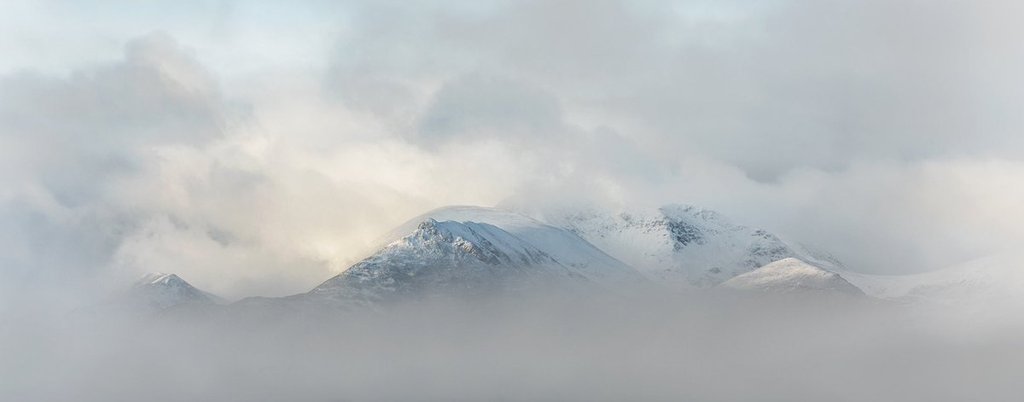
(125, 273, 222, 311)
(528, 204, 844, 289)
(302, 206, 647, 306)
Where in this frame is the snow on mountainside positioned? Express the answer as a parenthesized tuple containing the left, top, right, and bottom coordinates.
(123, 273, 222, 311)
(527, 204, 844, 288)
(837, 253, 1024, 303)
(720, 258, 863, 295)
(303, 207, 646, 305)
(376, 206, 647, 287)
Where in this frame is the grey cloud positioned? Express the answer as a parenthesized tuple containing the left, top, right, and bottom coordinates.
(0, 32, 232, 203)
(3, 1, 1024, 298)
(417, 73, 562, 146)
(309, 0, 1024, 275)
(326, 0, 1024, 179)
(0, 32, 237, 300)
(2, 33, 227, 149)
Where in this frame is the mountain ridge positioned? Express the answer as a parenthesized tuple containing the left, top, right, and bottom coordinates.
(296, 207, 647, 306)
(515, 203, 845, 289)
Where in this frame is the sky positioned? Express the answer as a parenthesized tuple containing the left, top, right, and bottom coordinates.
(2, 0, 1024, 301)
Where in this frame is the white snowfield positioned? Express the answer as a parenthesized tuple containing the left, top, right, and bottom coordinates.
(527, 204, 844, 289)
(720, 258, 863, 295)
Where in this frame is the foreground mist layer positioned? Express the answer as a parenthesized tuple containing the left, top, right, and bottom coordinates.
(3, 291, 1020, 402)
(7, 204, 1024, 402)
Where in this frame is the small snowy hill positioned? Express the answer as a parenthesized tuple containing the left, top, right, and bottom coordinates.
(528, 204, 844, 288)
(123, 273, 222, 311)
(301, 207, 646, 305)
(720, 258, 863, 295)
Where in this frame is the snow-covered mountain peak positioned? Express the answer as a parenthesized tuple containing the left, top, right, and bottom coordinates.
(378, 206, 553, 245)
(524, 204, 844, 289)
(136, 273, 186, 287)
(307, 220, 570, 305)
(303, 207, 646, 306)
(383, 218, 560, 268)
(720, 258, 863, 295)
(387, 206, 646, 283)
(124, 272, 221, 311)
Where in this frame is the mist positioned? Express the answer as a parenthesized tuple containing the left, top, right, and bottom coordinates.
(4, 289, 1021, 402)
(3, 1, 1024, 400)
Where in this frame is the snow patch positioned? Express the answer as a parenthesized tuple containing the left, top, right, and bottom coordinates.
(720, 258, 863, 295)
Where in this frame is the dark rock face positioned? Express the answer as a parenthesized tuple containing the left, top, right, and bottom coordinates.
(667, 220, 706, 250)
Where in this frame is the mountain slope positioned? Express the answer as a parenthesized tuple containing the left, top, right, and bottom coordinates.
(375, 206, 647, 287)
(720, 258, 863, 295)
(527, 204, 844, 288)
(302, 207, 646, 305)
(837, 253, 1024, 303)
(122, 273, 222, 311)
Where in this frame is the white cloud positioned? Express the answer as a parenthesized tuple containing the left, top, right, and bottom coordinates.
(3, 1, 1024, 301)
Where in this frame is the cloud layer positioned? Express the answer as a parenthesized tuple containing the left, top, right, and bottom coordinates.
(2, 0, 1024, 302)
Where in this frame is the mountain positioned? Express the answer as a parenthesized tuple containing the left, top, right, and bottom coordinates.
(719, 258, 863, 295)
(837, 253, 1024, 303)
(300, 206, 647, 306)
(122, 273, 222, 311)
(522, 204, 844, 289)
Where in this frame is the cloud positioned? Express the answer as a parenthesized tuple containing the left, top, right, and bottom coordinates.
(2, 1, 1024, 303)
(323, 0, 1024, 178)
(314, 0, 1024, 274)
(0, 32, 229, 201)
(665, 157, 1024, 274)
(0, 33, 233, 304)
(417, 73, 563, 146)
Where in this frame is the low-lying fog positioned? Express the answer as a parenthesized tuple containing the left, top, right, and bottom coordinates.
(3, 290, 1021, 402)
